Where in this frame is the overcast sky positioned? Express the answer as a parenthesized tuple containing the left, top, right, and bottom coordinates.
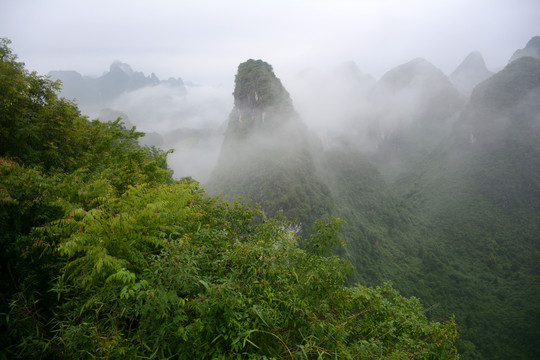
(1, 0, 539, 86)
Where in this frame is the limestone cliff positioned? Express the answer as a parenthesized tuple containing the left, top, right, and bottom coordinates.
(207, 59, 333, 230)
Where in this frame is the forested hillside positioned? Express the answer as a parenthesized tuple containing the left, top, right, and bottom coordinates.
(1, 38, 459, 359)
(4, 30, 539, 358)
(326, 55, 540, 359)
(206, 42, 540, 358)
(388, 56, 540, 359)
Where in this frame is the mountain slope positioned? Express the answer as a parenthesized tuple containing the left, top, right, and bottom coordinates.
(393, 56, 540, 360)
(368, 58, 466, 181)
(318, 147, 423, 287)
(207, 60, 333, 230)
(508, 35, 540, 63)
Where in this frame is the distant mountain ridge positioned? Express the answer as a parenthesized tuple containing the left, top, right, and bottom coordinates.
(48, 62, 229, 182)
(450, 51, 494, 95)
(508, 35, 540, 63)
(359, 58, 466, 181)
(370, 57, 464, 129)
(48, 61, 186, 116)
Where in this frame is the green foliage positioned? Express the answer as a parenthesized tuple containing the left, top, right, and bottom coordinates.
(0, 39, 459, 359)
(301, 216, 346, 255)
(1, 38, 81, 172)
(0, 38, 173, 358)
(379, 57, 540, 359)
(310, 57, 540, 360)
(45, 184, 458, 359)
(233, 59, 292, 111)
(0, 37, 172, 184)
(0, 159, 65, 357)
(318, 147, 421, 286)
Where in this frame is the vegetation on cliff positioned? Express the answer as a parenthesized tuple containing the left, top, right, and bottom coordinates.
(208, 60, 334, 232)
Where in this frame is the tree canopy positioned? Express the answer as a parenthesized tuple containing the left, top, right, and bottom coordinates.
(0, 39, 458, 359)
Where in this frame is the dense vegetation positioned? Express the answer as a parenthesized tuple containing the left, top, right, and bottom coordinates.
(208, 54, 540, 359)
(388, 57, 540, 359)
(1, 39, 459, 359)
(336, 56, 540, 359)
(318, 147, 421, 287)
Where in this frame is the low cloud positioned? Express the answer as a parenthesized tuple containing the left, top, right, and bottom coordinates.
(111, 83, 232, 134)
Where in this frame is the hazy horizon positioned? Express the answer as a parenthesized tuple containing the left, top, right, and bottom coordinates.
(1, 0, 539, 86)
(2, 0, 539, 182)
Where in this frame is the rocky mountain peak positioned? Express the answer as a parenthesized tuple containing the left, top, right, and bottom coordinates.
(335, 61, 376, 89)
(109, 61, 134, 75)
(376, 58, 449, 90)
(226, 59, 299, 138)
(370, 57, 463, 125)
(232, 59, 292, 110)
(456, 56, 540, 149)
(509, 35, 540, 63)
(48, 62, 186, 116)
(208, 60, 332, 227)
(450, 51, 493, 95)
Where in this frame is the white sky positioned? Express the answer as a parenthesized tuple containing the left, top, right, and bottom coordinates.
(1, 0, 539, 86)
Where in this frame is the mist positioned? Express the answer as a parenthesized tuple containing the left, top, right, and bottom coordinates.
(2, 1, 539, 84)
(282, 57, 466, 157)
(2, 0, 539, 182)
(284, 62, 374, 141)
(2, 2, 540, 357)
(109, 83, 232, 181)
(45, 33, 535, 184)
(54, 63, 234, 182)
(111, 84, 231, 134)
